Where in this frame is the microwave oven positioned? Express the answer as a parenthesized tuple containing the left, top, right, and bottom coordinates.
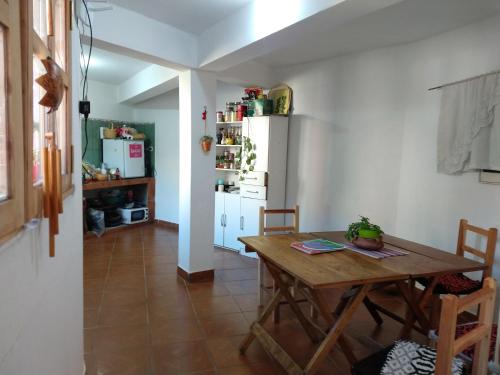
(118, 207, 149, 224)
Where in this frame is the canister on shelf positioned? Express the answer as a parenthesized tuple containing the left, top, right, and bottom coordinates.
(236, 103, 247, 121)
(216, 111, 224, 122)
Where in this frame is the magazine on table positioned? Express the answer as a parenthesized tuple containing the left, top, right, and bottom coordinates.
(290, 239, 346, 255)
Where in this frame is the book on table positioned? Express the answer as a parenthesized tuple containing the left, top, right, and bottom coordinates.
(290, 239, 345, 255)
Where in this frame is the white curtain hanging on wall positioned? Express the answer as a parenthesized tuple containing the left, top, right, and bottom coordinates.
(437, 73, 500, 174)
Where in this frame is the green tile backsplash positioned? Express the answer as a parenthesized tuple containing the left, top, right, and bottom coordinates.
(81, 118, 156, 176)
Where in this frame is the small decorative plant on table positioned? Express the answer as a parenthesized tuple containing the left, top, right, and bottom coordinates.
(345, 216, 384, 251)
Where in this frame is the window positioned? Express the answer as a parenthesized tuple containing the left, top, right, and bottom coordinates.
(23, 0, 73, 219)
(0, 0, 72, 242)
(0, 0, 25, 238)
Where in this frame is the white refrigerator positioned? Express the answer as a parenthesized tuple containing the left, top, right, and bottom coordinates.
(103, 139, 145, 178)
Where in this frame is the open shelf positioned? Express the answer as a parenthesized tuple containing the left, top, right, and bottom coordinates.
(216, 144, 242, 148)
(215, 168, 240, 172)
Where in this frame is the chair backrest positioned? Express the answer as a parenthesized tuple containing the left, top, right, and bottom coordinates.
(436, 277, 496, 375)
(259, 205, 300, 236)
(456, 219, 498, 278)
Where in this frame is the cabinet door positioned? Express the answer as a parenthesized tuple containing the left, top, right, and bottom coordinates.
(242, 117, 269, 172)
(223, 194, 241, 251)
(214, 192, 225, 247)
(240, 197, 266, 257)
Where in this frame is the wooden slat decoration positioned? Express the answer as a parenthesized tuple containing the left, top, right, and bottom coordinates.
(43, 133, 63, 257)
(464, 223, 492, 237)
(263, 226, 296, 233)
(462, 245, 486, 259)
(264, 209, 296, 214)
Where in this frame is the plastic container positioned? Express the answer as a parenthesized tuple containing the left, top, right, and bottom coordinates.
(254, 99, 273, 116)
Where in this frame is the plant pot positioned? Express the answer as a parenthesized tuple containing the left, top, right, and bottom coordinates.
(358, 229, 381, 239)
(201, 141, 212, 152)
(352, 236, 384, 251)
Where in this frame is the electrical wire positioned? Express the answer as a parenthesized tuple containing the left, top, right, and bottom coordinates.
(81, 0, 93, 101)
(80, 0, 93, 161)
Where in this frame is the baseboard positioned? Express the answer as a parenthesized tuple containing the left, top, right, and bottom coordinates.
(177, 266, 214, 283)
(155, 219, 179, 231)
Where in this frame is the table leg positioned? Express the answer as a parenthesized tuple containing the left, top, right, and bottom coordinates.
(304, 284, 371, 375)
(265, 260, 321, 343)
(240, 289, 283, 354)
(308, 288, 358, 365)
(397, 280, 433, 337)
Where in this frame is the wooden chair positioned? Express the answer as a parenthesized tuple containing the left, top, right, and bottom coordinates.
(258, 205, 301, 322)
(413, 219, 498, 332)
(352, 277, 496, 375)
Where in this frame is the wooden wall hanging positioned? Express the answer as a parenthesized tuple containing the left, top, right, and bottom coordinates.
(42, 133, 63, 257)
(35, 57, 64, 113)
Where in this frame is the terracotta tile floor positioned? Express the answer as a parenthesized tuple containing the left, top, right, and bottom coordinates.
(84, 224, 422, 375)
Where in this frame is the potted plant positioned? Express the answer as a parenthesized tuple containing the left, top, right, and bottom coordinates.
(200, 135, 213, 152)
(238, 136, 257, 180)
(345, 216, 384, 250)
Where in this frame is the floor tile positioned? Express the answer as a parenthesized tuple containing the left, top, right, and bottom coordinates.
(101, 290, 147, 308)
(192, 295, 241, 317)
(206, 335, 271, 368)
(85, 309, 99, 329)
(233, 294, 259, 312)
(199, 312, 249, 337)
(85, 346, 153, 375)
(148, 299, 196, 322)
(89, 325, 149, 352)
(223, 280, 257, 295)
(187, 282, 230, 300)
(98, 304, 148, 327)
(216, 268, 257, 282)
(151, 341, 214, 375)
(150, 319, 205, 345)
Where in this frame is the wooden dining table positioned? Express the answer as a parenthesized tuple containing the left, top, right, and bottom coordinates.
(238, 231, 486, 375)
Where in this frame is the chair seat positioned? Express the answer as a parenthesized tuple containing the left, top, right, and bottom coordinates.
(417, 273, 482, 295)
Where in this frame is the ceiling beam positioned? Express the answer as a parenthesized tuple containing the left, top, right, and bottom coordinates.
(117, 65, 179, 104)
(89, 4, 197, 70)
(197, 0, 404, 72)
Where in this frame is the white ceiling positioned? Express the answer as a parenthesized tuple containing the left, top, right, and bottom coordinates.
(108, 0, 253, 35)
(84, 47, 151, 84)
(255, 0, 500, 67)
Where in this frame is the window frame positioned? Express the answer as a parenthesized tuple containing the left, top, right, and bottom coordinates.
(21, 0, 73, 220)
(0, 0, 26, 239)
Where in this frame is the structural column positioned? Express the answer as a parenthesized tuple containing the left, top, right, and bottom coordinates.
(177, 69, 216, 281)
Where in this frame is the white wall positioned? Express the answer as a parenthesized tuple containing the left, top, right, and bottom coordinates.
(216, 81, 244, 111)
(0, 30, 83, 375)
(278, 14, 500, 281)
(133, 92, 179, 224)
(86, 79, 134, 121)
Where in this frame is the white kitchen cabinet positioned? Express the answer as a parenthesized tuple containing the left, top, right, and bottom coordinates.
(213, 192, 241, 251)
(214, 192, 225, 247)
(214, 116, 289, 255)
(224, 194, 242, 250)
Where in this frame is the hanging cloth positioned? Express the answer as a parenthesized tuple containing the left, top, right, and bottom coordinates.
(437, 73, 500, 174)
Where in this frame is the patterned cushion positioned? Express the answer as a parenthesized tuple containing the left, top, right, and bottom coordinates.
(418, 274, 482, 295)
(455, 323, 497, 361)
(381, 340, 464, 375)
